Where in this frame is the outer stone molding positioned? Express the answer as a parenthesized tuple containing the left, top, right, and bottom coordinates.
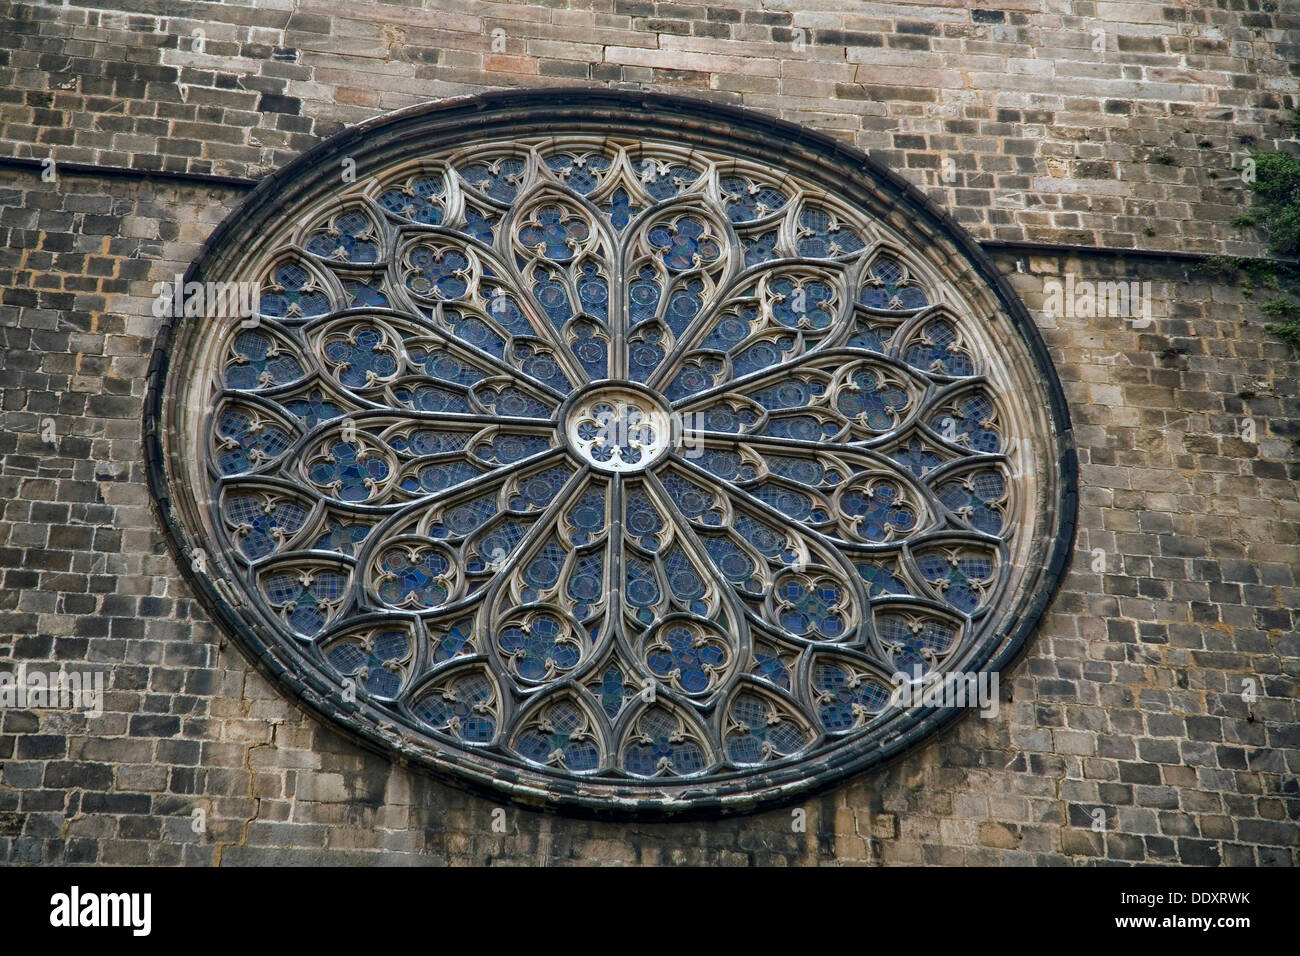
(144, 88, 1077, 818)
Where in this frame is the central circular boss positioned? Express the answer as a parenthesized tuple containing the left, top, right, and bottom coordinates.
(561, 382, 676, 474)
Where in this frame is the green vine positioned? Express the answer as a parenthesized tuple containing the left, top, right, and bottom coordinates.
(1220, 108, 1300, 349)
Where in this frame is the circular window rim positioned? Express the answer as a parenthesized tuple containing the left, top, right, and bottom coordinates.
(143, 87, 1078, 819)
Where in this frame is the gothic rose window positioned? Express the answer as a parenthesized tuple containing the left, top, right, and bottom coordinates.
(146, 91, 1075, 815)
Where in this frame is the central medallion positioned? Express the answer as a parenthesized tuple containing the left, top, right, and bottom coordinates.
(562, 383, 674, 473)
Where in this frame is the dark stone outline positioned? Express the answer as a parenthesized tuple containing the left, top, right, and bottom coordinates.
(143, 88, 1078, 820)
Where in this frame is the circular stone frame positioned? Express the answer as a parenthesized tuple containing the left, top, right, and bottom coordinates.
(559, 382, 676, 474)
(144, 88, 1077, 818)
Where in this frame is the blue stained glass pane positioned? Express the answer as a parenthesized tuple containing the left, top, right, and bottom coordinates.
(647, 624, 726, 694)
(431, 618, 475, 664)
(473, 432, 552, 464)
(916, 550, 994, 614)
(459, 157, 525, 202)
(751, 483, 817, 522)
(725, 693, 806, 763)
(566, 552, 604, 619)
(216, 408, 292, 475)
(838, 481, 917, 542)
(377, 547, 450, 608)
(445, 311, 504, 357)
(569, 320, 608, 380)
(470, 519, 529, 574)
(659, 473, 719, 524)
(860, 256, 928, 311)
(760, 414, 837, 442)
(602, 187, 639, 231)
(637, 162, 699, 201)
(522, 538, 565, 597)
(720, 175, 787, 222)
(314, 522, 369, 556)
(847, 317, 892, 352)
(812, 662, 890, 731)
(498, 613, 580, 681)
(628, 329, 665, 383)
(306, 209, 378, 263)
(628, 265, 661, 325)
(695, 449, 743, 481)
(623, 708, 706, 776)
(547, 152, 612, 194)
(263, 568, 347, 636)
(394, 429, 471, 457)
(325, 629, 409, 698)
(905, 319, 974, 376)
(892, 439, 943, 478)
(702, 308, 756, 351)
(663, 278, 705, 336)
(733, 336, 794, 376)
(515, 343, 573, 394)
(775, 576, 845, 638)
(519, 205, 590, 262)
(378, 175, 445, 224)
(770, 277, 833, 330)
(261, 261, 329, 318)
(625, 489, 665, 550)
(395, 384, 471, 415)
(743, 230, 778, 267)
(323, 327, 397, 387)
(931, 391, 1001, 453)
(479, 386, 551, 419)
(566, 487, 606, 544)
(343, 277, 389, 309)
(753, 645, 791, 690)
(765, 455, 825, 487)
(409, 348, 487, 385)
(749, 379, 819, 411)
(701, 534, 761, 594)
(309, 440, 391, 502)
(407, 247, 470, 299)
(796, 206, 864, 258)
(662, 546, 706, 610)
(402, 460, 481, 495)
(225, 330, 304, 390)
(413, 672, 496, 742)
(878, 614, 957, 675)
(283, 390, 343, 429)
(463, 205, 496, 244)
(593, 667, 627, 719)
(649, 218, 719, 273)
(226, 496, 308, 559)
(516, 699, 601, 770)
(856, 562, 910, 597)
(483, 291, 536, 338)
(433, 494, 497, 539)
(625, 556, 661, 619)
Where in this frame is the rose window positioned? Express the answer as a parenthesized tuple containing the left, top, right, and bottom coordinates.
(146, 91, 1075, 815)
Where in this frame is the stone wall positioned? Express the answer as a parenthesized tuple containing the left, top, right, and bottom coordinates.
(0, 0, 1297, 865)
(2, 0, 1297, 253)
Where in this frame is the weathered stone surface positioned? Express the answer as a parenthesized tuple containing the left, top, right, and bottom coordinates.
(0, 0, 1297, 866)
